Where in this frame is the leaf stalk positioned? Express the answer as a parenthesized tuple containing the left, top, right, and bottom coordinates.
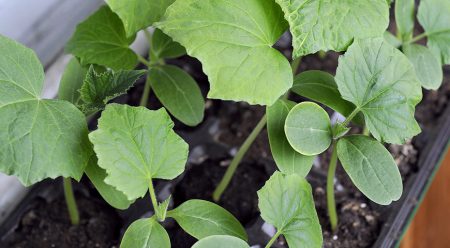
(327, 141, 339, 231)
(265, 229, 282, 248)
(63, 178, 80, 225)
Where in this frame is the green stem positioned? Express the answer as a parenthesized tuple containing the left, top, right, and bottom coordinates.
(140, 76, 152, 107)
(363, 125, 370, 136)
(265, 229, 282, 248)
(327, 142, 339, 232)
(63, 178, 80, 225)
(148, 178, 162, 221)
(291, 57, 302, 75)
(342, 108, 360, 127)
(405, 32, 427, 45)
(212, 114, 267, 201)
(137, 54, 152, 67)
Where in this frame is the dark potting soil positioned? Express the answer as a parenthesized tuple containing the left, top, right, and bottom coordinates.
(2, 190, 121, 248)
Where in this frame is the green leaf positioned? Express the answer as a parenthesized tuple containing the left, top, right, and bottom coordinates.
(156, 196, 171, 221)
(335, 38, 422, 144)
(192, 235, 249, 248)
(66, 6, 137, 70)
(332, 123, 350, 139)
(79, 66, 145, 113)
(337, 135, 402, 205)
(155, 0, 292, 105)
(0, 35, 91, 186)
(291, 70, 364, 126)
(58, 57, 87, 105)
(120, 218, 170, 248)
(274, 0, 389, 58)
(84, 155, 133, 210)
(285, 102, 332, 156)
(384, 31, 402, 48)
(403, 44, 443, 90)
(417, 0, 450, 64)
(152, 29, 186, 60)
(89, 104, 188, 200)
(257, 171, 322, 248)
(149, 65, 204, 126)
(106, 0, 174, 37)
(167, 199, 247, 241)
(395, 0, 415, 41)
(267, 99, 314, 176)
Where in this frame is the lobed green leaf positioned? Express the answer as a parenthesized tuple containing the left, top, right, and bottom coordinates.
(337, 135, 403, 205)
(335, 38, 422, 144)
(120, 218, 170, 248)
(156, 0, 292, 105)
(258, 171, 323, 248)
(89, 104, 188, 200)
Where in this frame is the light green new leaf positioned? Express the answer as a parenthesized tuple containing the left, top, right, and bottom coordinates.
(79, 66, 145, 113)
(267, 99, 314, 176)
(106, 0, 174, 37)
(417, 0, 450, 64)
(66, 6, 137, 70)
(332, 123, 350, 140)
(337, 135, 403, 205)
(152, 29, 186, 60)
(120, 218, 170, 248)
(274, 0, 389, 58)
(403, 44, 443, 90)
(335, 38, 422, 144)
(149, 65, 204, 126)
(258, 172, 322, 248)
(291, 70, 364, 126)
(167, 199, 247, 241)
(58, 57, 87, 105)
(285, 102, 332, 156)
(0, 35, 91, 186)
(156, 0, 292, 105)
(395, 0, 415, 41)
(85, 155, 133, 210)
(192, 235, 249, 248)
(89, 104, 188, 200)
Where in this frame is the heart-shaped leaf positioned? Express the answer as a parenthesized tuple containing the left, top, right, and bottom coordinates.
(0, 35, 91, 186)
(403, 44, 443, 90)
(167, 199, 247, 241)
(66, 6, 137, 70)
(106, 0, 175, 37)
(335, 38, 422, 144)
(192, 235, 249, 248)
(275, 0, 389, 58)
(149, 65, 204, 126)
(337, 135, 403, 205)
(89, 104, 188, 200)
(258, 171, 323, 248)
(156, 0, 292, 105)
(417, 0, 450, 64)
(285, 102, 332, 156)
(120, 218, 170, 248)
(267, 99, 314, 176)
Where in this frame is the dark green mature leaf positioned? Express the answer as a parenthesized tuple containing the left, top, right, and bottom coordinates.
(156, 0, 292, 105)
(85, 155, 133, 210)
(58, 57, 87, 105)
(152, 29, 186, 60)
(285, 102, 332, 156)
(395, 0, 415, 41)
(167, 200, 247, 241)
(274, 0, 389, 58)
(66, 6, 137, 70)
(291, 70, 364, 126)
(89, 104, 188, 200)
(417, 0, 450, 64)
(403, 44, 443, 90)
(267, 99, 314, 176)
(120, 218, 170, 248)
(337, 135, 402, 205)
(335, 38, 422, 144)
(258, 172, 322, 248)
(149, 65, 204, 126)
(192, 235, 249, 248)
(106, 0, 174, 37)
(79, 66, 145, 113)
(0, 35, 91, 186)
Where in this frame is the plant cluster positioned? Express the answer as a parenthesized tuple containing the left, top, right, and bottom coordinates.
(0, 0, 448, 247)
